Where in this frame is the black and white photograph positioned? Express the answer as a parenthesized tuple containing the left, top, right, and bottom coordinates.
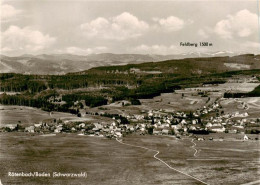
(0, 0, 260, 184)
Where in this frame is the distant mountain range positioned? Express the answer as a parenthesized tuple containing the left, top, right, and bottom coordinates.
(0, 51, 254, 75)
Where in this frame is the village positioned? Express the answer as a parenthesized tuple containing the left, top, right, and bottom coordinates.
(1, 96, 259, 141)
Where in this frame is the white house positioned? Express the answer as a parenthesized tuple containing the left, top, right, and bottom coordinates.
(79, 123, 86, 128)
(162, 129, 169, 135)
(153, 130, 161, 135)
(140, 127, 145, 132)
(54, 125, 63, 133)
(34, 123, 42, 128)
(180, 119, 187, 125)
(244, 135, 249, 140)
(192, 120, 197, 125)
(210, 126, 225, 133)
(4, 124, 17, 130)
(206, 122, 212, 128)
(115, 132, 122, 137)
(25, 126, 35, 133)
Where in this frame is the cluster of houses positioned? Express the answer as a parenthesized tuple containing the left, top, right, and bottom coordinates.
(1, 98, 259, 139)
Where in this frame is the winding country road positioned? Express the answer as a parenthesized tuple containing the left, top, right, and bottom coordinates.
(241, 180, 260, 185)
(191, 139, 198, 157)
(116, 138, 208, 185)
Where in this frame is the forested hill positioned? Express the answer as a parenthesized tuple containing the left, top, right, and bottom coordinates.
(77, 54, 260, 76)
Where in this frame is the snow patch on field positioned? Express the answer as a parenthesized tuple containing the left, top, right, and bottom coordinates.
(224, 63, 250, 69)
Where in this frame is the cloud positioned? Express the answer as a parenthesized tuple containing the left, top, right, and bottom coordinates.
(1, 4, 23, 22)
(80, 12, 149, 40)
(240, 41, 259, 50)
(153, 16, 192, 32)
(198, 29, 209, 39)
(214, 9, 257, 39)
(1, 26, 56, 54)
(129, 44, 177, 55)
(57, 46, 108, 55)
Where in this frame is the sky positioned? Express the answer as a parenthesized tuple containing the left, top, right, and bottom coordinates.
(1, 0, 259, 56)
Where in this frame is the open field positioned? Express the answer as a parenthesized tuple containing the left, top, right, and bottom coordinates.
(220, 97, 260, 118)
(0, 105, 77, 127)
(0, 133, 259, 185)
(91, 101, 142, 116)
(87, 90, 212, 115)
(90, 91, 212, 116)
(139, 92, 211, 112)
(188, 83, 260, 93)
(122, 135, 260, 185)
(0, 105, 113, 128)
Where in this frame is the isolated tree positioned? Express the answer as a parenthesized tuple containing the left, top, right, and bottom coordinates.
(147, 127, 153, 135)
(189, 111, 193, 119)
(151, 116, 155, 125)
(169, 129, 175, 135)
(198, 117, 202, 124)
